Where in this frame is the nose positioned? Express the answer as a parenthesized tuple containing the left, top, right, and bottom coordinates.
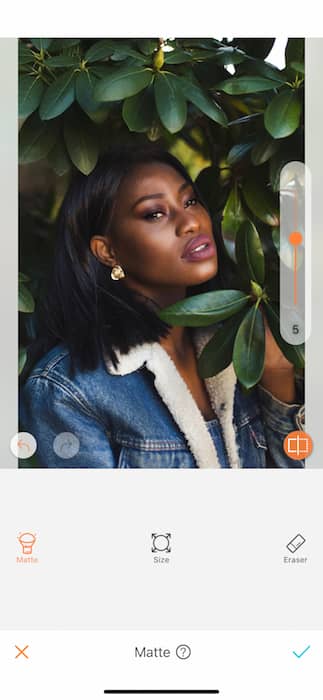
(175, 208, 200, 237)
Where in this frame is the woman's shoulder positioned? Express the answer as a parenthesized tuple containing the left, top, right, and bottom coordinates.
(27, 343, 71, 379)
(21, 343, 119, 420)
(24, 343, 108, 393)
(20, 341, 158, 430)
(23, 342, 142, 396)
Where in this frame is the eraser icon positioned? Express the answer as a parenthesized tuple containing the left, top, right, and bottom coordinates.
(286, 534, 306, 553)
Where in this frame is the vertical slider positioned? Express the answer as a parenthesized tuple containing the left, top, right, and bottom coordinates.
(279, 161, 311, 344)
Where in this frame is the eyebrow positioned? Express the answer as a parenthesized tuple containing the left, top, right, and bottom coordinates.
(132, 181, 192, 209)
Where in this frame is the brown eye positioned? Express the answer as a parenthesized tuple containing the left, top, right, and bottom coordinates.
(144, 211, 164, 220)
(184, 197, 198, 208)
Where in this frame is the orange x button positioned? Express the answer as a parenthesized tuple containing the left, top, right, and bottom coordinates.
(15, 645, 29, 659)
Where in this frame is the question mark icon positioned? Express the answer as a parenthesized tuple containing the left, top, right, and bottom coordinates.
(176, 644, 191, 660)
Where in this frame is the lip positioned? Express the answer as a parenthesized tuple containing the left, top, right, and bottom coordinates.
(181, 234, 216, 262)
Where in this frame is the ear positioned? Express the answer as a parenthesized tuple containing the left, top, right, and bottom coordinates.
(90, 235, 117, 267)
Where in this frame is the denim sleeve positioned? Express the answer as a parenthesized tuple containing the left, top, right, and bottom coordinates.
(20, 375, 117, 468)
(257, 378, 305, 468)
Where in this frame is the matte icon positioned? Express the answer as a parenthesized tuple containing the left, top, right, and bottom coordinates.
(18, 532, 36, 555)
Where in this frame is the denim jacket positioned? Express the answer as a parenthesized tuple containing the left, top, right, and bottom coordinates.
(20, 326, 305, 469)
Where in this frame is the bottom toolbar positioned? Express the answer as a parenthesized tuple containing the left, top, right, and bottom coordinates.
(0, 630, 320, 700)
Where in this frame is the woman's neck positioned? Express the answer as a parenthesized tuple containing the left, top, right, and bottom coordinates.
(160, 326, 193, 364)
(126, 281, 192, 361)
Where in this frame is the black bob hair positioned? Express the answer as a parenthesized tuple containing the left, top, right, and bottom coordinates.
(32, 145, 225, 373)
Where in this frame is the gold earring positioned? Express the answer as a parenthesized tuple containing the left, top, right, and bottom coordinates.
(111, 264, 125, 281)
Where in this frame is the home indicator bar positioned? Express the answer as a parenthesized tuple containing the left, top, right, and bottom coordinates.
(103, 692, 220, 696)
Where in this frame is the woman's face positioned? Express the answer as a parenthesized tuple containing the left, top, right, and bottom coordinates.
(92, 161, 218, 307)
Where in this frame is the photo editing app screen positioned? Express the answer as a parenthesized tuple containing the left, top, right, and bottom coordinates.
(0, 34, 323, 699)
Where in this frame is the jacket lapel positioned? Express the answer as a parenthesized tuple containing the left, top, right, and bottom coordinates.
(192, 328, 240, 468)
(105, 329, 241, 469)
(145, 343, 222, 469)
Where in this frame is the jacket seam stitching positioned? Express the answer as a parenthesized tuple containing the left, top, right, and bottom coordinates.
(31, 351, 70, 376)
(107, 434, 189, 451)
(247, 424, 267, 450)
(27, 375, 107, 429)
(236, 414, 261, 429)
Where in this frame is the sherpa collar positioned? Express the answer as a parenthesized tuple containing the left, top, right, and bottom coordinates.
(104, 328, 240, 469)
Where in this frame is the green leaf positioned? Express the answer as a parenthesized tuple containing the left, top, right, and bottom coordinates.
(154, 72, 187, 133)
(285, 38, 304, 67)
(181, 39, 221, 51)
(48, 39, 80, 51)
(19, 347, 27, 375)
(47, 139, 71, 176)
(87, 104, 111, 124)
(227, 113, 263, 127)
(235, 220, 265, 285)
(178, 77, 228, 126)
(227, 140, 255, 165)
(64, 109, 99, 175)
(164, 49, 193, 64)
(195, 166, 228, 215)
(216, 75, 282, 94)
(164, 46, 224, 64)
(242, 177, 279, 226)
(45, 55, 80, 68)
(75, 70, 109, 121)
(233, 305, 265, 388)
(91, 65, 115, 80)
(198, 311, 247, 378)
(31, 38, 52, 51)
(251, 137, 280, 166)
(213, 46, 247, 65)
(19, 44, 34, 65)
(19, 74, 45, 118)
(111, 47, 146, 63)
(192, 57, 229, 89)
(94, 64, 153, 101)
(235, 57, 286, 83)
(290, 61, 305, 75)
(264, 90, 302, 139)
(221, 187, 246, 260)
(19, 112, 59, 163)
(39, 70, 76, 120)
(75, 70, 98, 112)
(159, 289, 250, 326)
(85, 39, 116, 63)
(264, 302, 305, 369)
(182, 48, 216, 61)
(122, 85, 156, 132)
(19, 282, 35, 313)
(138, 39, 158, 56)
(19, 272, 29, 283)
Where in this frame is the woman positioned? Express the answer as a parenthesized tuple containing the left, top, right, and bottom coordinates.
(20, 146, 304, 468)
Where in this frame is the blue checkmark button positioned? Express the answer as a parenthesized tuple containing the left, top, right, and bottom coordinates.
(292, 645, 311, 658)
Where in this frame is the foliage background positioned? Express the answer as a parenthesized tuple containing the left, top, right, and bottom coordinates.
(19, 36, 305, 386)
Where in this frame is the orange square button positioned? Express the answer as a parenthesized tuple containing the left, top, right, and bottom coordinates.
(283, 431, 313, 460)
